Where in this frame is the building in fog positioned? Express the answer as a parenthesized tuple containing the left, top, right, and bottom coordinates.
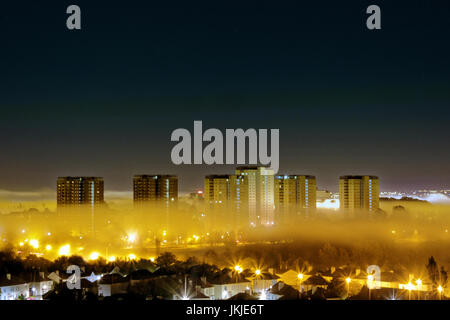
(204, 175, 231, 229)
(57, 177, 104, 207)
(232, 166, 275, 227)
(204, 167, 277, 227)
(339, 175, 379, 215)
(133, 175, 178, 205)
(274, 175, 316, 223)
(204, 175, 231, 206)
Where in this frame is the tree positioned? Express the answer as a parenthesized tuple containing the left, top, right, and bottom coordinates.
(156, 252, 177, 270)
(326, 276, 347, 298)
(440, 266, 448, 287)
(426, 256, 440, 288)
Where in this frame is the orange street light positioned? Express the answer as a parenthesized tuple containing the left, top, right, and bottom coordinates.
(438, 285, 443, 300)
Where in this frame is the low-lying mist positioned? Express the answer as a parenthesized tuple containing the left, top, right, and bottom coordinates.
(0, 198, 449, 273)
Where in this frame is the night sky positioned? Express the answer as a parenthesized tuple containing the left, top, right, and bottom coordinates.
(1, 1, 450, 194)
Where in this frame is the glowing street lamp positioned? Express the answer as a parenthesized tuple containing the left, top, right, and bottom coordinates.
(416, 279, 422, 299)
(128, 254, 136, 260)
(298, 273, 304, 293)
(58, 244, 70, 256)
(127, 232, 137, 244)
(89, 252, 100, 260)
(345, 277, 351, 298)
(405, 282, 414, 300)
(233, 265, 243, 283)
(255, 269, 261, 276)
(437, 285, 443, 300)
(29, 239, 39, 249)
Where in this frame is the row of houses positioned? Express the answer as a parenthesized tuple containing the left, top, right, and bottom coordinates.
(0, 265, 446, 300)
(0, 272, 53, 300)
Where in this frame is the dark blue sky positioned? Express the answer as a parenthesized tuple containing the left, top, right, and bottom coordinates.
(1, 1, 450, 193)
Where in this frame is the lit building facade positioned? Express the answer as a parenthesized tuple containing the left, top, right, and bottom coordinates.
(274, 175, 316, 223)
(204, 175, 231, 229)
(233, 166, 275, 227)
(133, 175, 178, 204)
(204, 175, 231, 205)
(339, 175, 379, 215)
(57, 177, 104, 207)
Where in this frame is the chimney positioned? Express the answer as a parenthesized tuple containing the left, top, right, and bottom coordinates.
(40, 272, 45, 279)
(307, 266, 313, 272)
(56, 270, 59, 276)
(355, 269, 360, 276)
(330, 266, 336, 274)
(268, 268, 274, 275)
(6, 273, 11, 280)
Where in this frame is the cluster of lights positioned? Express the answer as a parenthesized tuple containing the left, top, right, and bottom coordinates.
(89, 252, 100, 260)
(29, 239, 39, 249)
(12, 228, 230, 263)
(58, 244, 71, 256)
(127, 232, 137, 244)
(234, 265, 243, 273)
(6, 231, 450, 301)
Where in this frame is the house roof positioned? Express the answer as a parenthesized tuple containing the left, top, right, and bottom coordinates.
(99, 273, 129, 284)
(349, 286, 408, 300)
(254, 272, 280, 280)
(191, 291, 209, 299)
(129, 269, 153, 280)
(207, 269, 250, 285)
(303, 275, 329, 286)
(0, 275, 28, 287)
(270, 281, 300, 299)
(227, 292, 258, 300)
